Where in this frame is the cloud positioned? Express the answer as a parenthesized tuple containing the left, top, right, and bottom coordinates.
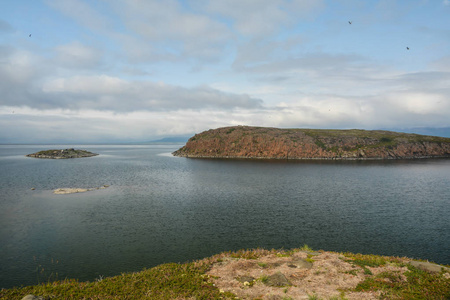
(0, 71, 259, 112)
(0, 19, 14, 33)
(55, 41, 103, 69)
(0, 107, 262, 143)
(109, 0, 232, 63)
(45, 0, 111, 33)
(199, 0, 325, 37)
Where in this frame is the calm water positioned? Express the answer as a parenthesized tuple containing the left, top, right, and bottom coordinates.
(0, 144, 449, 289)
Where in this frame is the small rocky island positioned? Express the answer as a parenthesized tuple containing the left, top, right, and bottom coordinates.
(26, 148, 98, 159)
(173, 126, 450, 160)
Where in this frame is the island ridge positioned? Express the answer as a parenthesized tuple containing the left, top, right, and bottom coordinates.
(173, 126, 450, 160)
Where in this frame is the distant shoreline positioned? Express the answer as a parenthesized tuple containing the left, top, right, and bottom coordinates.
(175, 153, 450, 160)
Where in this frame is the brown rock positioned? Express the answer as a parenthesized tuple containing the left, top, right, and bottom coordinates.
(264, 272, 291, 287)
(409, 261, 450, 273)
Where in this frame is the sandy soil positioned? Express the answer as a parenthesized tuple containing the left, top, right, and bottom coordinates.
(207, 250, 413, 300)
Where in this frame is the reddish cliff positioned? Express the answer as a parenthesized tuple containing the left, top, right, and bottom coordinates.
(172, 126, 450, 160)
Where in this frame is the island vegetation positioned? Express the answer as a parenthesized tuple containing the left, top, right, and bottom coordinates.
(173, 126, 450, 160)
(1, 247, 449, 300)
(26, 149, 98, 159)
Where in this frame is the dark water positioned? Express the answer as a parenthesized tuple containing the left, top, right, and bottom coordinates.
(0, 144, 449, 289)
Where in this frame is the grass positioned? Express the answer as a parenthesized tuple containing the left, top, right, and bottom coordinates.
(257, 262, 268, 268)
(354, 264, 450, 299)
(342, 252, 392, 276)
(0, 261, 236, 300)
(341, 252, 450, 299)
(300, 244, 315, 252)
(259, 275, 269, 284)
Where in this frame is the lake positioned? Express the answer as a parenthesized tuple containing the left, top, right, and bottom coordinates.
(0, 144, 449, 289)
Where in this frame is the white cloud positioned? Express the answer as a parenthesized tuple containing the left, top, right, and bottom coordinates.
(110, 0, 232, 63)
(45, 0, 111, 33)
(199, 0, 324, 36)
(388, 92, 448, 115)
(42, 75, 127, 94)
(55, 41, 103, 68)
(39, 75, 263, 111)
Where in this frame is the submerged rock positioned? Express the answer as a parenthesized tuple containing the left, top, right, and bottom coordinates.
(53, 185, 110, 194)
(26, 148, 98, 159)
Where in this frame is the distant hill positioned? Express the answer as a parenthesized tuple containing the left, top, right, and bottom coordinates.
(173, 126, 450, 160)
(389, 127, 450, 138)
(146, 136, 190, 143)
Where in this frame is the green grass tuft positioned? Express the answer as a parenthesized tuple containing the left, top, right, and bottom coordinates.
(354, 264, 450, 299)
(0, 261, 236, 300)
(300, 244, 314, 252)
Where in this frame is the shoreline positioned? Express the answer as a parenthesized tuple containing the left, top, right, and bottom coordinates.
(173, 153, 450, 160)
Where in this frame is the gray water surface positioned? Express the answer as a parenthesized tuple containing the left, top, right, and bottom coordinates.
(1, 144, 449, 288)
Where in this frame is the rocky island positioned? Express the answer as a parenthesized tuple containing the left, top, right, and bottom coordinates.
(26, 148, 98, 159)
(173, 126, 450, 160)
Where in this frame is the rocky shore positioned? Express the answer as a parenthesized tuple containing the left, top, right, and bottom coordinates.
(173, 126, 450, 160)
(26, 148, 98, 159)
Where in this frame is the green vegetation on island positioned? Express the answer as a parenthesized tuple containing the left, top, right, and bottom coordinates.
(26, 149, 98, 159)
(1, 247, 449, 300)
(173, 126, 450, 160)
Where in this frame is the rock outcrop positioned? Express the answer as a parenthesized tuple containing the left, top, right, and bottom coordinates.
(173, 126, 450, 160)
(26, 148, 98, 159)
(53, 185, 110, 194)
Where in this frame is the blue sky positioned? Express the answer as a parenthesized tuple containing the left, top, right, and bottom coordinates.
(1, 0, 450, 143)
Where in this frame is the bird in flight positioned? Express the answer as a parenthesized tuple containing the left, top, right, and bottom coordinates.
(348, 21, 352, 25)
(406, 47, 410, 50)
(29, 34, 31, 37)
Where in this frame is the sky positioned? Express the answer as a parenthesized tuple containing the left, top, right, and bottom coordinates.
(1, 0, 450, 143)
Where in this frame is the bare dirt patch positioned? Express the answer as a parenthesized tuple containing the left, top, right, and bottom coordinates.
(207, 250, 411, 300)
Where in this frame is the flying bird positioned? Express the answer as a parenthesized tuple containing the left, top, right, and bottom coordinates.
(29, 34, 31, 37)
(348, 21, 352, 24)
(406, 47, 410, 50)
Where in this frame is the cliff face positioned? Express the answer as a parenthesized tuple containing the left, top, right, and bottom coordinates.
(172, 126, 450, 160)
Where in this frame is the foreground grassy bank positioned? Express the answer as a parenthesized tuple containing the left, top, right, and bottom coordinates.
(1, 247, 449, 300)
